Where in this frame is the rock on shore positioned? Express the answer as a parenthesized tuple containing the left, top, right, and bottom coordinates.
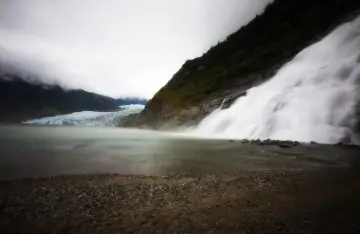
(1, 169, 360, 233)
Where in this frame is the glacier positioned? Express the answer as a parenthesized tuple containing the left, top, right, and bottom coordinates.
(24, 104, 144, 126)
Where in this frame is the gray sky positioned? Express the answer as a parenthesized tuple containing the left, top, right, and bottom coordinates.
(0, 0, 271, 98)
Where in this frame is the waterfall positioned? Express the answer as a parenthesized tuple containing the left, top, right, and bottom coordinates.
(196, 16, 360, 145)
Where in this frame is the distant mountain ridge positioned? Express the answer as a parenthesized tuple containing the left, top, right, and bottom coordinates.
(114, 98, 147, 106)
(0, 75, 146, 122)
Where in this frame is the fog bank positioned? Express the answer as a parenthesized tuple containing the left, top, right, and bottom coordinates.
(0, 0, 272, 98)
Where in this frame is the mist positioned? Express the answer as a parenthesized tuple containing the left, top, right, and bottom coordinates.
(196, 15, 360, 145)
(0, 0, 272, 98)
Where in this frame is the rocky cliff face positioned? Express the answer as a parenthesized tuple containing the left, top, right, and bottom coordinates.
(131, 0, 360, 129)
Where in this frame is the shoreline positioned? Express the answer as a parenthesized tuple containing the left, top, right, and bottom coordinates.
(1, 169, 360, 233)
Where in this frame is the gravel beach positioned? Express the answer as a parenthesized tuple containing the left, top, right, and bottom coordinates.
(1, 126, 360, 233)
(1, 169, 360, 233)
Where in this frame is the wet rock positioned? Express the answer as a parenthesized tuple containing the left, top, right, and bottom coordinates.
(238, 139, 301, 147)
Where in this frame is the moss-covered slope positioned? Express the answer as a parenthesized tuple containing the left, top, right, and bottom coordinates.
(134, 0, 360, 128)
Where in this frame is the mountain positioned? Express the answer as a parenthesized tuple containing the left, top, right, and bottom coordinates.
(132, 0, 360, 129)
(114, 98, 147, 106)
(0, 76, 119, 122)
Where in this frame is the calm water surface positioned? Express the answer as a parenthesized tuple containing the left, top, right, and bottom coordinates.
(0, 125, 358, 181)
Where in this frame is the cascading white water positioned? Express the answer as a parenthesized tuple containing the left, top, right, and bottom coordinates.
(196, 16, 360, 145)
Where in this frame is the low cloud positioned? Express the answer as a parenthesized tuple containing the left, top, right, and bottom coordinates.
(0, 0, 271, 98)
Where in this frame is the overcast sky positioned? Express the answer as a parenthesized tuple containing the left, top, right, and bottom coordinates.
(0, 0, 271, 98)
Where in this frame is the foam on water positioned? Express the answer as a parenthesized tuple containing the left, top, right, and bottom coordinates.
(196, 16, 360, 145)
